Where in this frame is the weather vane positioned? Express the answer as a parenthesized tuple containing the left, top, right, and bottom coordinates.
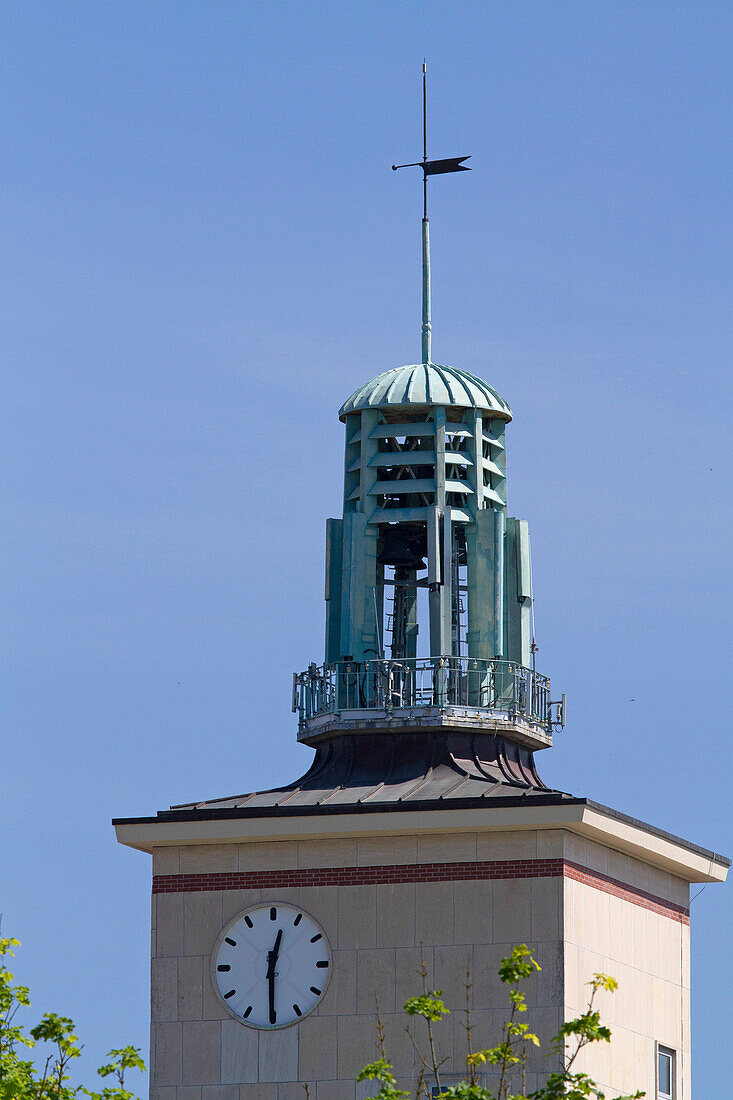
(393, 61, 471, 364)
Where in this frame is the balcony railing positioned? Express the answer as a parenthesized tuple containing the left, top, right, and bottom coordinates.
(292, 656, 563, 732)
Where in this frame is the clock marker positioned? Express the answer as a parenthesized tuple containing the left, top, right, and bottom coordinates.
(243, 1005, 252, 1019)
(224, 989, 236, 999)
(244, 915, 253, 928)
(316, 960, 329, 968)
(293, 1004, 302, 1017)
(293, 913, 302, 926)
(310, 986, 321, 995)
(225, 937, 236, 946)
(217, 964, 230, 972)
(270, 907, 277, 921)
(310, 933, 322, 943)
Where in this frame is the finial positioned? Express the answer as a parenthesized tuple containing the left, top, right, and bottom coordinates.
(392, 64, 471, 365)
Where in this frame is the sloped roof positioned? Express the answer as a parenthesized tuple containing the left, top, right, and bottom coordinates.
(164, 731, 571, 816)
(339, 363, 512, 421)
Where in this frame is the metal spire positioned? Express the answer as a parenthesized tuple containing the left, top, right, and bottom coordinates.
(393, 62, 471, 365)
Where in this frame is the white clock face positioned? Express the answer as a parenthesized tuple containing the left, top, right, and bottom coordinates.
(213, 902, 331, 1029)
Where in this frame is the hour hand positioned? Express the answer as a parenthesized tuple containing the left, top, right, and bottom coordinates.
(266, 930, 283, 1023)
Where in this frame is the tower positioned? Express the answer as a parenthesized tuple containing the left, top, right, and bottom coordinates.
(115, 74, 727, 1100)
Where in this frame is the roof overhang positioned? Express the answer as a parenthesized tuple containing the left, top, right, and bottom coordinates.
(114, 797, 729, 884)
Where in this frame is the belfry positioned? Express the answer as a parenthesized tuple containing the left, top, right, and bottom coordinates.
(115, 69, 727, 1100)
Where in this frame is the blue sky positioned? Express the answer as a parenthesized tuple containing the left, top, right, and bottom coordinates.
(2, 1, 731, 1094)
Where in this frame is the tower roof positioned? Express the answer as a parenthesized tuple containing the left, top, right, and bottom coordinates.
(339, 362, 512, 421)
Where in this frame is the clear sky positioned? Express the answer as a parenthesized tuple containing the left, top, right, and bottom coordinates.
(2, 1, 731, 1094)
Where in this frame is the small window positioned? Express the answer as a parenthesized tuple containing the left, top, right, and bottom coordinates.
(657, 1044, 675, 1099)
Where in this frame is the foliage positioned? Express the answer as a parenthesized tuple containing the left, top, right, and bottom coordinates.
(0, 937, 146, 1100)
(358, 945, 645, 1100)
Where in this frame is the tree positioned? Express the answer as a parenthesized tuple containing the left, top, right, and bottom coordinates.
(0, 936, 146, 1100)
(357, 945, 644, 1100)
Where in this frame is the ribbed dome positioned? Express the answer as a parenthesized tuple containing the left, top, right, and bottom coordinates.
(339, 363, 512, 421)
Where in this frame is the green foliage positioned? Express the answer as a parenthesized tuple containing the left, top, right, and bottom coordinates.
(0, 937, 146, 1100)
(358, 945, 645, 1100)
(404, 993, 450, 1024)
(357, 1058, 411, 1100)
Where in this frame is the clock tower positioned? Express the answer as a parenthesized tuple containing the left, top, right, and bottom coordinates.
(114, 77, 728, 1100)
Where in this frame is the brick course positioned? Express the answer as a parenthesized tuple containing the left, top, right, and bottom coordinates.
(152, 857, 689, 924)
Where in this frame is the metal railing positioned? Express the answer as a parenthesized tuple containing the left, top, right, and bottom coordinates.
(292, 656, 562, 731)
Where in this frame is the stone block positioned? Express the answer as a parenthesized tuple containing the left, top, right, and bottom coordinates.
(453, 879, 491, 946)
(337, 1014, 377, 1079)
(605, 848, 629, 886)
(238, 841, 298, 871)
(415, 881, 453, 946)
(180, 845, 238, 875)
(157, 894, 185, 958)
(632, 906, 647, 972)
(536, 830, 564, 858)
(178, 955, 203, 1021)
(220, 1018, 258, 1084)
(337, 886, 376, 950)
(182, 1021, 221, 1086)
(202, 1088, 239, 1100)
(184, 892, 223, 956)
(534, 939, 563, 1007)
(258, 1026, 298, 1083)
(380, 1012, 417, 1076)
(395, 946, 431, 1009)
(417, 831, 477, 863)
(320, 1083, 355, 1100)
(319, 948, 357, 1015)
(299, 887, 339, 941)
(356, 948, 396, 1014)
(153, 847, 181, 875)
(434, 944, 474, 1012)
(476, 829, 537, 861)
(153, 1021, 182, 1086)
(202, 961, 228, 1022)
(376, 884, 415, 948)
(625, 856, 652, 895)
(152, 956, 178, 1022)
(177, 1088, 202, 1100)
(563, 833, 587, 867)
(297, 838, 358, 868)
(669, 875, 689, 909)
(222, 889, 263, 924)
(606, 893, 624, 965)
(149, 1089, 175, 1100)
(275, 1085, 307, 1100)
(297, 1013, 338, 1081)
(530, 876, 561, 942)
(492, 878, 532, 944)
(473, 942, 510, 1009)
(240, 1086, 277, 1100)
(582, 840, 609, 876)
(526, 1007, 562, 1074)
(357, 835, 417, 866)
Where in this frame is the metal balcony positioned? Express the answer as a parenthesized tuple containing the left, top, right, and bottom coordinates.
(292, 656, 564, 737)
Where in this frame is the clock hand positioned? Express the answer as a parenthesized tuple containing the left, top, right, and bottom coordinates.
(266, 929, 283, 1024)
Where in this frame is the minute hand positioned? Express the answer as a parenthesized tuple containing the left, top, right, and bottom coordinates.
(266, 929, 283, 1024)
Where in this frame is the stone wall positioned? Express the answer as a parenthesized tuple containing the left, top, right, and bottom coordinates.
(148, 828, 689, 1100)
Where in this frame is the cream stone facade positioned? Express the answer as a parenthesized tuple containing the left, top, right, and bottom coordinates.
(116, 805, 726, 1100)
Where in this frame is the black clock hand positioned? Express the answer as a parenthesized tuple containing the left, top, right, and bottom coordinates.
(266, 929, 283, 1024)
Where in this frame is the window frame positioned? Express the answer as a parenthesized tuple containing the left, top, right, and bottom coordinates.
(656, 1042, 675, 1100)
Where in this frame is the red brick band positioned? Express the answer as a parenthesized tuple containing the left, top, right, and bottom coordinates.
(564, 861, 689, 924)
(152, 858, 689, 924)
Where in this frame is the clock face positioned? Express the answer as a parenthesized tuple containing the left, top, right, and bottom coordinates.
(212, 902, 331, 1029)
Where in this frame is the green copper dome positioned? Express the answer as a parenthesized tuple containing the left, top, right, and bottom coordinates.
(339, 362, 512, 421)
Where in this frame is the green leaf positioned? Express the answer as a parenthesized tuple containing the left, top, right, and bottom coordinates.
(403, 992, 450, 1022)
